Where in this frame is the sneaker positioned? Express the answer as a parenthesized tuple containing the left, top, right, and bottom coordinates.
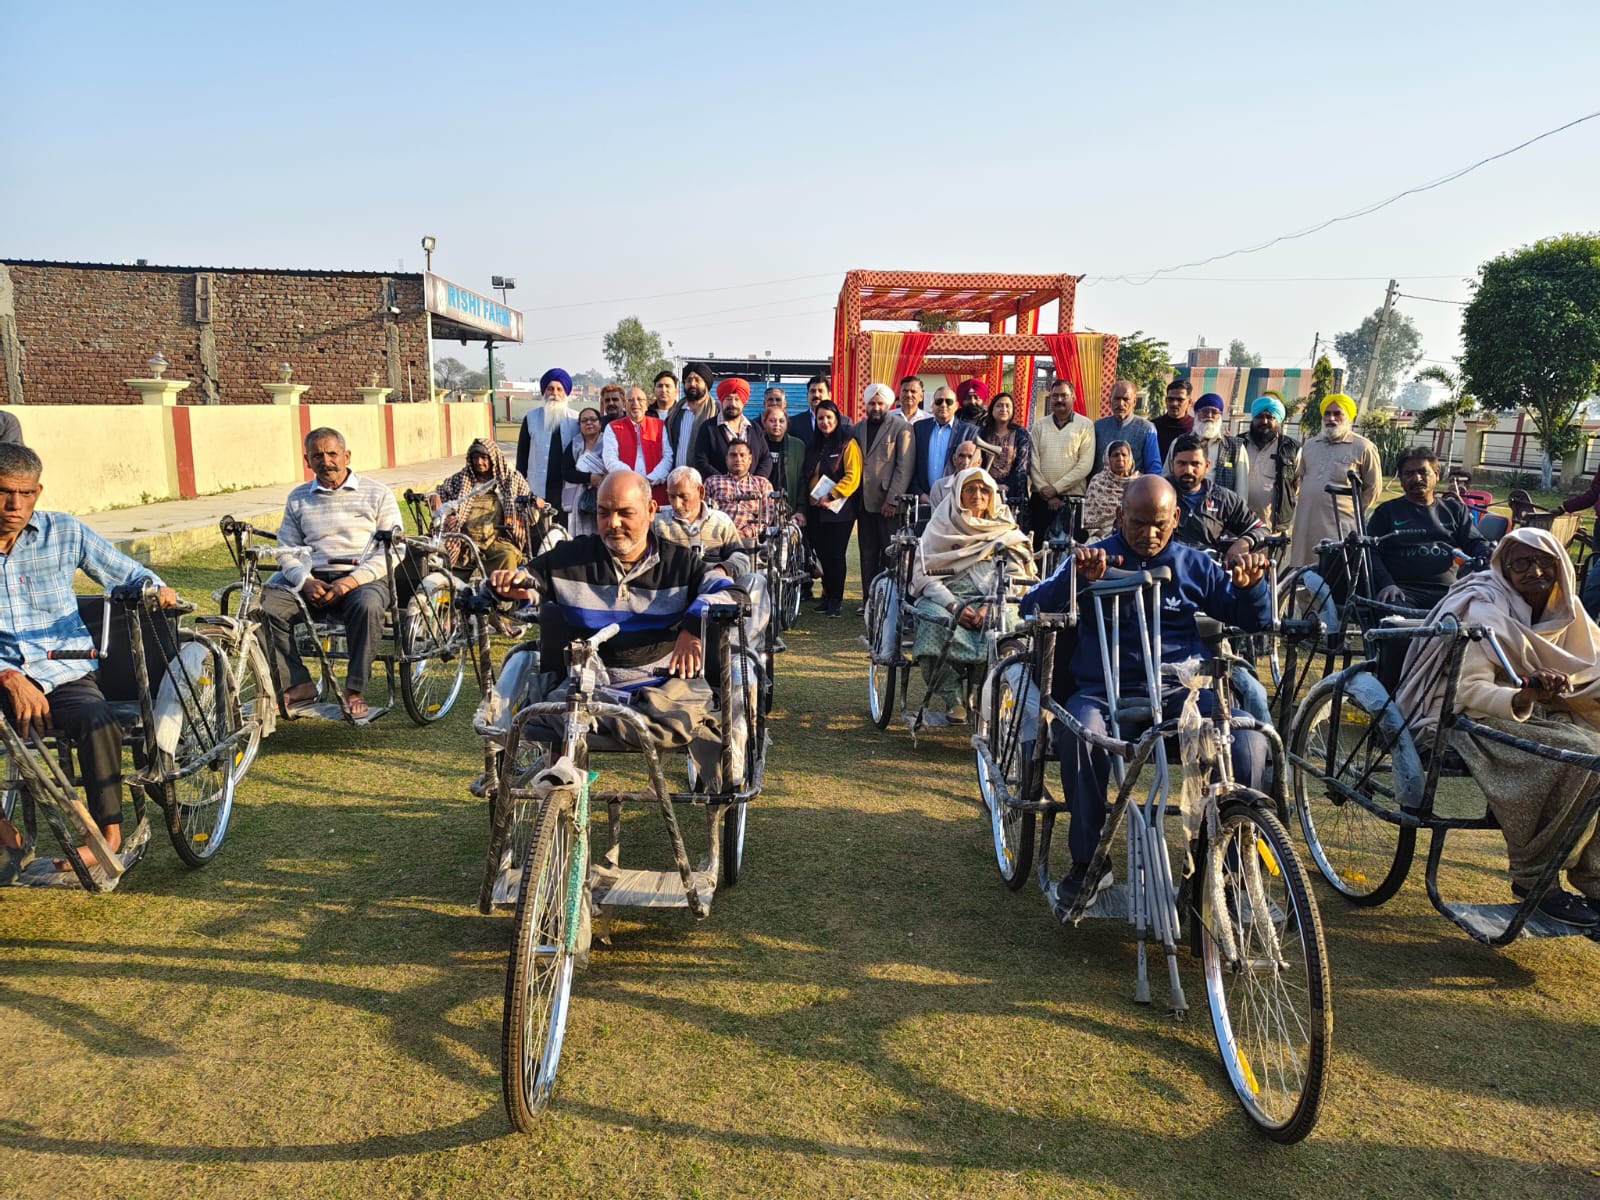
(813, 600, 830, 613)
(773, 637, 788, 653)
(1513, 883, 1600, 929)
(825, 603, 843, 618)
(1054, 863, 1114, 912)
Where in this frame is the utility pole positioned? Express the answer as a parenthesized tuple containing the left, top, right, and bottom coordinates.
(1356, 279, 1398, 415)
(1308, 331, 1321, 365)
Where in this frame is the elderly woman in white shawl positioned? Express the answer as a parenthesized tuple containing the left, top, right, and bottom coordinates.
(909, 466, 1037, 726)
(1395, 527, 1600, 928)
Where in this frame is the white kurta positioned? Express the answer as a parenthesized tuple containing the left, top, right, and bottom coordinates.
(1289, 431, 1384, 568)
(522, 403, 578, 499)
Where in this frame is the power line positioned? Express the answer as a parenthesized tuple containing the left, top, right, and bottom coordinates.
(1090, 108, 1600, 285)
(1399, 292, 1469, 306)
(519, 271, 841, 313)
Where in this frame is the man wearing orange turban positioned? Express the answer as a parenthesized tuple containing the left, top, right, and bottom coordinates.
(695, 377, 773, 480)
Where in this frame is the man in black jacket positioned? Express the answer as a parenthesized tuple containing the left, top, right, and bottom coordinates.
(1243, 395, 1300, 533)
(1168, 433, 1267, 565)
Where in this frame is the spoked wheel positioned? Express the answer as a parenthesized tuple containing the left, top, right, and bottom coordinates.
(399, 580, 467, 725)
(977, 665, 1035, 889)
(479, 736, 551, 913)
(1271, 565, 1338, 710)
(1291, 673, 1416, 905)
(1200, 792, 1331, 1144)
(162, 633, 242, 867)
(502, 791, 578, 1131)
(868, 660, 898, 730)
(720, 801, 747, 887)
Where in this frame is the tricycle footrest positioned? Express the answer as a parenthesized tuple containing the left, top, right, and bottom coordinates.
(1440, 901, 1591, 942)
(593, 867, 716, 909)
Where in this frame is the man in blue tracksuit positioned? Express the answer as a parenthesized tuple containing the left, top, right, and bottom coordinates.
(1020, 475, 1273, 908)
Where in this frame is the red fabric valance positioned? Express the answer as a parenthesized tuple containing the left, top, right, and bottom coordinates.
(892, 332, 932, 386)
(1043, 333, 1088, 416)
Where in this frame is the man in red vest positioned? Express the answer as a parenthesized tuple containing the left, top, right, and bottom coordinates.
(601, 384, 673, 504)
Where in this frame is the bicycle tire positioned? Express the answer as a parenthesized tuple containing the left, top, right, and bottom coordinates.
(1291, 673, 1416, 906)
(501, 790, 578, 1130)
(163, 631, 241, 868)
(978, 665, 1034, 889)
(479, 736, 551, 913)
(1200, 793, 1332, 1144)
(399, 581, 466, 725)
(720, 801, 747, 887)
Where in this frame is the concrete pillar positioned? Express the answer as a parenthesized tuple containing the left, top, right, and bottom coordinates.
(356, 386, 393, 406)
(125, 378, 191, 406)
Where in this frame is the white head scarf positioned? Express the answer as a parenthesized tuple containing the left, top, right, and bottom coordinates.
(862, 383, 895, 407)
(1395, 526, 1600, 730)
(918, 467, 1033, 578)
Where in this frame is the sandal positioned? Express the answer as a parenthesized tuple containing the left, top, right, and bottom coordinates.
(0, 840, 35, 885)
(345, 695, 371, 721)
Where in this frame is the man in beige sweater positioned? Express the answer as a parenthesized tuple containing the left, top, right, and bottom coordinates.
(1027, 380, 1096, 543)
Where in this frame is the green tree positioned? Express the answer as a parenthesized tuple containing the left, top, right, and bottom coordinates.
(1226, 339, 1262, 368)
(1410, 365, 1480, 472)
(1334, 307, 1423, 408)
(602, 316, 674, 390)
(915, 311, 956, 333)
(1300, 354, 1336, 434)
(1460, 233, 1600, 488)
(1114, 330, 1172, 417)
(433, 355, 473, 390)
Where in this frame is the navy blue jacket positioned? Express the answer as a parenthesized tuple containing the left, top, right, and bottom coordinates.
(911, 417, 979, 496)
(1020, 531, 1272, 693)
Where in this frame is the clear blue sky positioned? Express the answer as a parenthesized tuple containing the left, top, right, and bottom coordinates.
(5, 1, 1598, 387)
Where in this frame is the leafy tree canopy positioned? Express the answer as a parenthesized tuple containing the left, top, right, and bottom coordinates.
(1334, 307, 1423, 407)
(1226, 339, 1262, 368)
(1114, 330, 1173, 417)
(602, 316, 675, 390)
(1460, 232, 1600, 485)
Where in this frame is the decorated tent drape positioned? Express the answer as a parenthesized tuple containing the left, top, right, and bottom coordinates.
(1043, 333, 1113, 421)
(866, 331, 933, 399)
(1014, 306, 1040, 423)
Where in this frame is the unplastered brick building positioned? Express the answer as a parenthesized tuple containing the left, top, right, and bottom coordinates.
(0, 260, 432, 406)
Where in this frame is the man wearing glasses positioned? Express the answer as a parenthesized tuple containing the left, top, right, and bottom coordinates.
(910, 386, 978, 508)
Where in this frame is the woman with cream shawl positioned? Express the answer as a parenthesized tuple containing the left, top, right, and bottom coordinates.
(1395, 527, 1600, 927)
(1081, 439, 1140, 542)
(909, 467, 1036, 726)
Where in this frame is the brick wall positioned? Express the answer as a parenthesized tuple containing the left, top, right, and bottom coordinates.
(0, 262, 431, 406)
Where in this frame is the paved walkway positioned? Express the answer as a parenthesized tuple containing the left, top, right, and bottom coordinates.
(79, 453, 479, 565)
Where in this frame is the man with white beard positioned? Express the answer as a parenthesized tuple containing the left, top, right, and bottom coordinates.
(1289, 393, 1383, 569)
(1177, 392, 1250, 502)
(515, 368, 579, 508)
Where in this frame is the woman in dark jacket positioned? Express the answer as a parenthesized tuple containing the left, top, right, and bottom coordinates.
(801, 400, 863, 617)
(981, 391, 1033, 527)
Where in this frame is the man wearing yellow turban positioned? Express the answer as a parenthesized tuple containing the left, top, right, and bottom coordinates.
(1288, 393, 1384, 569)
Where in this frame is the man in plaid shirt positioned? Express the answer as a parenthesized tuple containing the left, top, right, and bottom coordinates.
(704, 441, 775, 539)
(0, 444, 178, 877)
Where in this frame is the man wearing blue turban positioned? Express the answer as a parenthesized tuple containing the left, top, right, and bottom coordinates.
(516, 368, 579, 513)
(1244, 393, 1300, 532)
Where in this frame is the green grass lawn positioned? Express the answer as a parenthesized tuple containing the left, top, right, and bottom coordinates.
(4, 539, 1599, 1199)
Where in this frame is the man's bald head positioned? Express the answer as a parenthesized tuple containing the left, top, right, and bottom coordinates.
(596, 470, 656, 563)
(1117, 474, 1179, 558)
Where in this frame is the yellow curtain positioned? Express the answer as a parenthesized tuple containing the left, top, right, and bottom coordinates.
(868, 332, 904, 396)
(1077, 333, 1107, 421)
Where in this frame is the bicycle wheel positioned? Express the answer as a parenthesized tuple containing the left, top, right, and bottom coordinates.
(1290, 671, 1416, 905)
(400, 579, 466, 725)
(720, 801, 747, 887)
(1200, 793, 1331, 1144)
(977, 664, 1034, 889)
(502, 790, 579, 1130)
(208, 624, 270, 779)
(162, 632, 241, 868)
(479, 735, 551, 913)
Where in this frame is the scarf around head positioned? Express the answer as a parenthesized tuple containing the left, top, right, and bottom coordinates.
(919, 467, 1034, 578)
(436, 437, 532, 558)
(1395, 526, 1600, 731)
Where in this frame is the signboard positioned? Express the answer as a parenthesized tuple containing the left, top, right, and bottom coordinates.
(424, 272, 524, 342)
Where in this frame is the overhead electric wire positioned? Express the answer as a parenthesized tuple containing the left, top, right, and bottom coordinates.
(1088, 108, 1600, 285)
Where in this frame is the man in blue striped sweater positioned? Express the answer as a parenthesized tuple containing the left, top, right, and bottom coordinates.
(489, 470, 743, 675)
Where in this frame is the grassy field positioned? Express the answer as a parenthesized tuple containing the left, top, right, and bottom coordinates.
(3, 541, 1599, 1199)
